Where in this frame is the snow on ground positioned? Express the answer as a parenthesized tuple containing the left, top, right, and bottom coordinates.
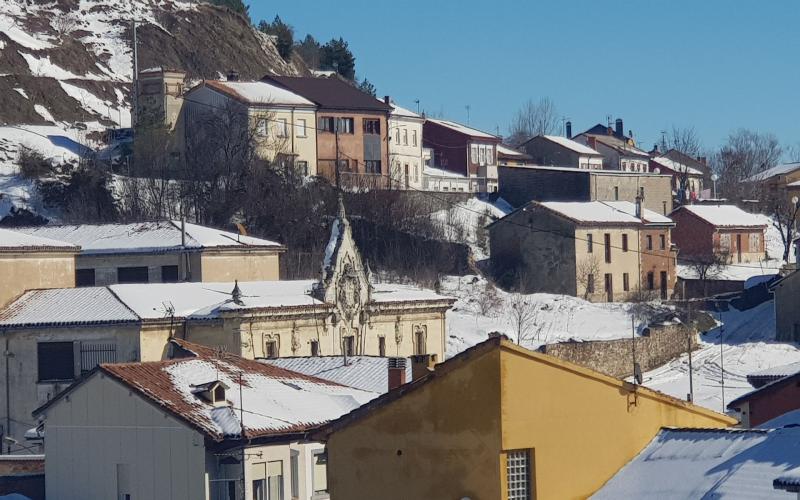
(442, 275, 648, 357)
(431, 198, 510, 260)
(640, 299, 800, 414)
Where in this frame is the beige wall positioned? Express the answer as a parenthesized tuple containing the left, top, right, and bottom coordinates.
(199, 251, 280, 282)
(575, 227, 642, 302)
(250, 107, 318, 173)
(1, 324, 142, 441)
(590, 173, 673, 215)
(40, 374, 207, 500)
(389, 115, 424, 190)
(0, 252, 76, 308)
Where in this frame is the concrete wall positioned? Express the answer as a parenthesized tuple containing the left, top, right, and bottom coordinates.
(775, 271, 800, 342)
(575, 226, 642, 302)
(41, 374, 207, 500)
(77, 252, 200, 285)
(589, 172, 673, 215)
(538, 323, 698, 379)
(0, 252, 75, 308)
(326, 346, 503, 500)
(199, 251, 280, 282)
(500, 343, 732, 499)
(0, 324, 142, 441)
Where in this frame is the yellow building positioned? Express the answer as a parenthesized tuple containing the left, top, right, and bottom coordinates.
(317, 337, 735, 500)
(0, 228, 79, 308)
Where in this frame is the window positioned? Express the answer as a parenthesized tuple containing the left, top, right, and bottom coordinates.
(290, 451, 299, 499)
(659, 234, 666, 250)
(580, 162, 588, 169)
(395, 128, 401, 143)
(38, 342, 74, 382)
(604, 233, 611, 263)
(613, 186, 619, 200)
(623, 273, 630, 292)
(471, 145, 478, 163)
(257, 119, 267, 137)
(336, 117, 354, 134)
(336, 159, 351, 172)
(605, 273, 613, 301)
(265, 340, 278, 359)
(402, 129, 408, 145)
(506, 450, 532, 500)
(412, 130, 417, 146)
(296, 118, 307, 137)
(647, 272, 655, 290)
(296, 160, 309, 176)
(252, 461, 283, 500)
(318, 116, 335, 132)
(378, 337, 386, 357)
(621, 161, 628, 171)
(117, 266, 149, 284)
(749, 233, 761, 252)
(343, 336, 355, 356)
(365, 160, 382, 174)
(80, 342, 116, 374)
(414, 164, 419, 182)
(76, 268, 95, 287)
(277, 118, 288, 137)
(310, 340, 319, 357)
(161, 265, 179, 283)
(312, 450, 328, 495)
(720, 233, 732, 252)
(363, 119, 380, 135)
(622, 234, 629, 252)
(479, 147, 486, 165)
(587, 234, 593, 253)
(646, 234, 653, 250)
(662, 200, 667, 215)
(486, 146, 494, 164)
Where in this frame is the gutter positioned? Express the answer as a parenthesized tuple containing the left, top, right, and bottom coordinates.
(4, 334, 9, 453)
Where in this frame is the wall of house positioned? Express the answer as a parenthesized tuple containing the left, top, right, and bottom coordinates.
(325, 346, 503, 500)
(422, 122, 468, 177)
(775, 271, 800, 342)
(315, 111, 389, 182)
(670, 210, 715, 258)
(77, 252, 201, 285)
(0, 324, 143, 441)
(40, 374, 207, 500)
(732, 380, 800, 428)
(388, 115, 424, 190)
(489, 205, 578, 294)
(499, 343, 735, 499)
(250, 107, 318, 172)
(589, 173, 673, 215)
(198, 251, 281, 282)
(538, 323, 697, 378)
(498, 166, 593, 208)
(639, 227, 677, 299)
(715, 228, 765, 263)
(0, 252, 75, 308)
(574, 226, 642, 302)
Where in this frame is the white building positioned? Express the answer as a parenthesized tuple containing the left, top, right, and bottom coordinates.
(386, 98, 424, 190)
(33, 338, 376, 500)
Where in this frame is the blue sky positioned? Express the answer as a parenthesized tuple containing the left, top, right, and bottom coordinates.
(247, 0, 800, 153)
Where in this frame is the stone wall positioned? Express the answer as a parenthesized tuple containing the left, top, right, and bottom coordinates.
(538, 323, 697, 379)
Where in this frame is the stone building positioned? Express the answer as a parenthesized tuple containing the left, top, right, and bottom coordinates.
(517, 134, 603, 169)
(670, 204, 767, 264)
(0, 202, 454, 442)
(136, 67, 186, 129)
(498, 165, 673, 215)
(387, 98, 425, 189)
(489, 200, 676, 301)
(10, 221, 285, 286)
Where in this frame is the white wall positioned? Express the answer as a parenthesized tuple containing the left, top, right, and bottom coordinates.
(388, 114, 424, 190)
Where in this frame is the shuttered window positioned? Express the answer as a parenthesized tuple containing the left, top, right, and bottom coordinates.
(117, 266, 149, 284)
(38, 342, 75, 382)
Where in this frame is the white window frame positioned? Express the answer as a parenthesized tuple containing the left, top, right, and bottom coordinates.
(296, 119, 307, 138)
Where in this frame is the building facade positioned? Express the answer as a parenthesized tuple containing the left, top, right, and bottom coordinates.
(387, 99, 424, 190)
(670, 205, 767, 264)
(727, 366, 800, 428)
(650, 155, 704, 204)
(772, 271, 800, 342)
(136, 67, 186, 129)
(423, 119, 502, 193)
(496, 144, 533, 166)
(316, 337, 734, 500)
(517, 134, 603, 169)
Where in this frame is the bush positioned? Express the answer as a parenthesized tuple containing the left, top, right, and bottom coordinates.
(17, 147, 54, 179)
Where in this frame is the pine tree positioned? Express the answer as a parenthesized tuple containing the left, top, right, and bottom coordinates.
(257, 15, 294, 61)
(296, 34, 321, 69)
(358, 78, 376, 97)
(209, 0, 249, 20)
(320, 38, 356, 80)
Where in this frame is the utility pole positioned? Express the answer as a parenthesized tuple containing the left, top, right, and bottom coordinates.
(239, 372, 246, 500)
(131, 20, 139, 129)
(720, 309, 725, 412)
(334, 120, 341, 189)
(465, 105, 471, 125)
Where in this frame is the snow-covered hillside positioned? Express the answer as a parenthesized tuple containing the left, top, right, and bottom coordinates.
(430, 198, 511, 260)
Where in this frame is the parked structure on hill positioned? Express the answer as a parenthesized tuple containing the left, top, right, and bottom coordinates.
(386, 99, 424, 190)
(423, 118, 502, 193)
(517, 134, 603, 169)
(670, 205, 767, 264)
(498, 165, 674, 215)
(488, 200, 676, 300)
(32, 338, 375, 500)
(315, 337, 734, 500)
(10, 221, 285, 285)
(263, 75, 392, 189)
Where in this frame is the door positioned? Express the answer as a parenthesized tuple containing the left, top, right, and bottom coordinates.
(736, 234, 742, 263)
(604, 273, 613, 302)
(660, 271, 668, 299)
(404, 164, 410, 187)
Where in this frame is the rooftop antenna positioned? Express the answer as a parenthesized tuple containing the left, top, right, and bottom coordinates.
(660, 130, 667, 152)
(414, 99, 420, 114)
(632, 316, 642, 385)
(465, 105, 471, 125)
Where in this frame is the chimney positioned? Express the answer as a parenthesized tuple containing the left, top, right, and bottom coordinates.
(587, 136, 597, 150)
(227, 70, 240, 82)
(387, 357, 407, 391)
(384, 95, 391, 105)
(410, 354, 437, 381)
(565, 121, 572, 139)
(635, 196, 643, 219)
(615, 118, 624, 138)
(698, 156, 707, 166)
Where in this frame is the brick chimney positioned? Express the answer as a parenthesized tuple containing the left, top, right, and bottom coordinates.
(384, 95, 391, 105)
(387, 358, 407, 391)
(587, 136, 597, 150)
(615, 118, 624, 138)
(565, 121, 572, 139)
(410, 354, 438, 381)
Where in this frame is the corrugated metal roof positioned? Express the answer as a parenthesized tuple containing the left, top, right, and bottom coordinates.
(0, 287, 139, 327)
(262, 356, 412, 394)
(0, 227, 79, 251)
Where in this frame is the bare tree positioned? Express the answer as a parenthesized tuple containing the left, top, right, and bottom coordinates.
(662, 126, 703, 158)
(53, 14, 78, 41)
(505, 293, 538, 344)
(712, 129, 782, 201)
(686, 252, 729, 298)
(575, 255, 600, 300)
(507, 97, 560, 146)
(785, 143, 800, 163)
(765, 193, 800, 262)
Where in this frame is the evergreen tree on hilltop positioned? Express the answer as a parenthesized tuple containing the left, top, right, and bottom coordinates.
(209, 0, 250, 20)
(296, 34, 321, 69)
(320, 38, 356, 80)
(257, 15, 294, 61)
(358, 78, 376, 97)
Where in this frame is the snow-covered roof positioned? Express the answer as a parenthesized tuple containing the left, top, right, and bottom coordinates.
(745, 162, 800, 182)
(425, 119, 498, 140)
(748, 361, 800, 381)
(370, 283, 454, 304)
(676, 205, 767, 228)
(11, 221, 283, 255)
(422, 166, 469, 179)
(261, 356, 412, 394)
(202, 80, 315, 107)
(651, 155, 704, 176)
(541, 135, 601, 155)
(389, 102, 421, 119)
(496, 144, 532, 159)
(592, 427, 800, 499)
(0, 227, 79, 252)
(41, 339, 375, 442)
(538, 201, 673, 226)
(499, 164, 667, 176)
(0, 288, 139, 328)
(586, 134, 650, 158)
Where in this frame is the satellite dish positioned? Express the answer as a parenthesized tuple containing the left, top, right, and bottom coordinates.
(711, 174, 719, 181)
(653, 167, 661, 174)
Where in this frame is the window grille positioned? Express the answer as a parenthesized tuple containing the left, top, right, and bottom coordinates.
(80, 342, 116, 374)
(506, 450, 531, 500)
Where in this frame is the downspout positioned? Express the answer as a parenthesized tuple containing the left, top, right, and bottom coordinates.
(4, 335, 10, 453)
(290, 108, 296, 157)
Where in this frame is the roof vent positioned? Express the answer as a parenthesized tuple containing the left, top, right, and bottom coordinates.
(191, 381, 230, 407)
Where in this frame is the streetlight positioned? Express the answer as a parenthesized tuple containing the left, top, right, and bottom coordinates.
(711, 174, 719, 199)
